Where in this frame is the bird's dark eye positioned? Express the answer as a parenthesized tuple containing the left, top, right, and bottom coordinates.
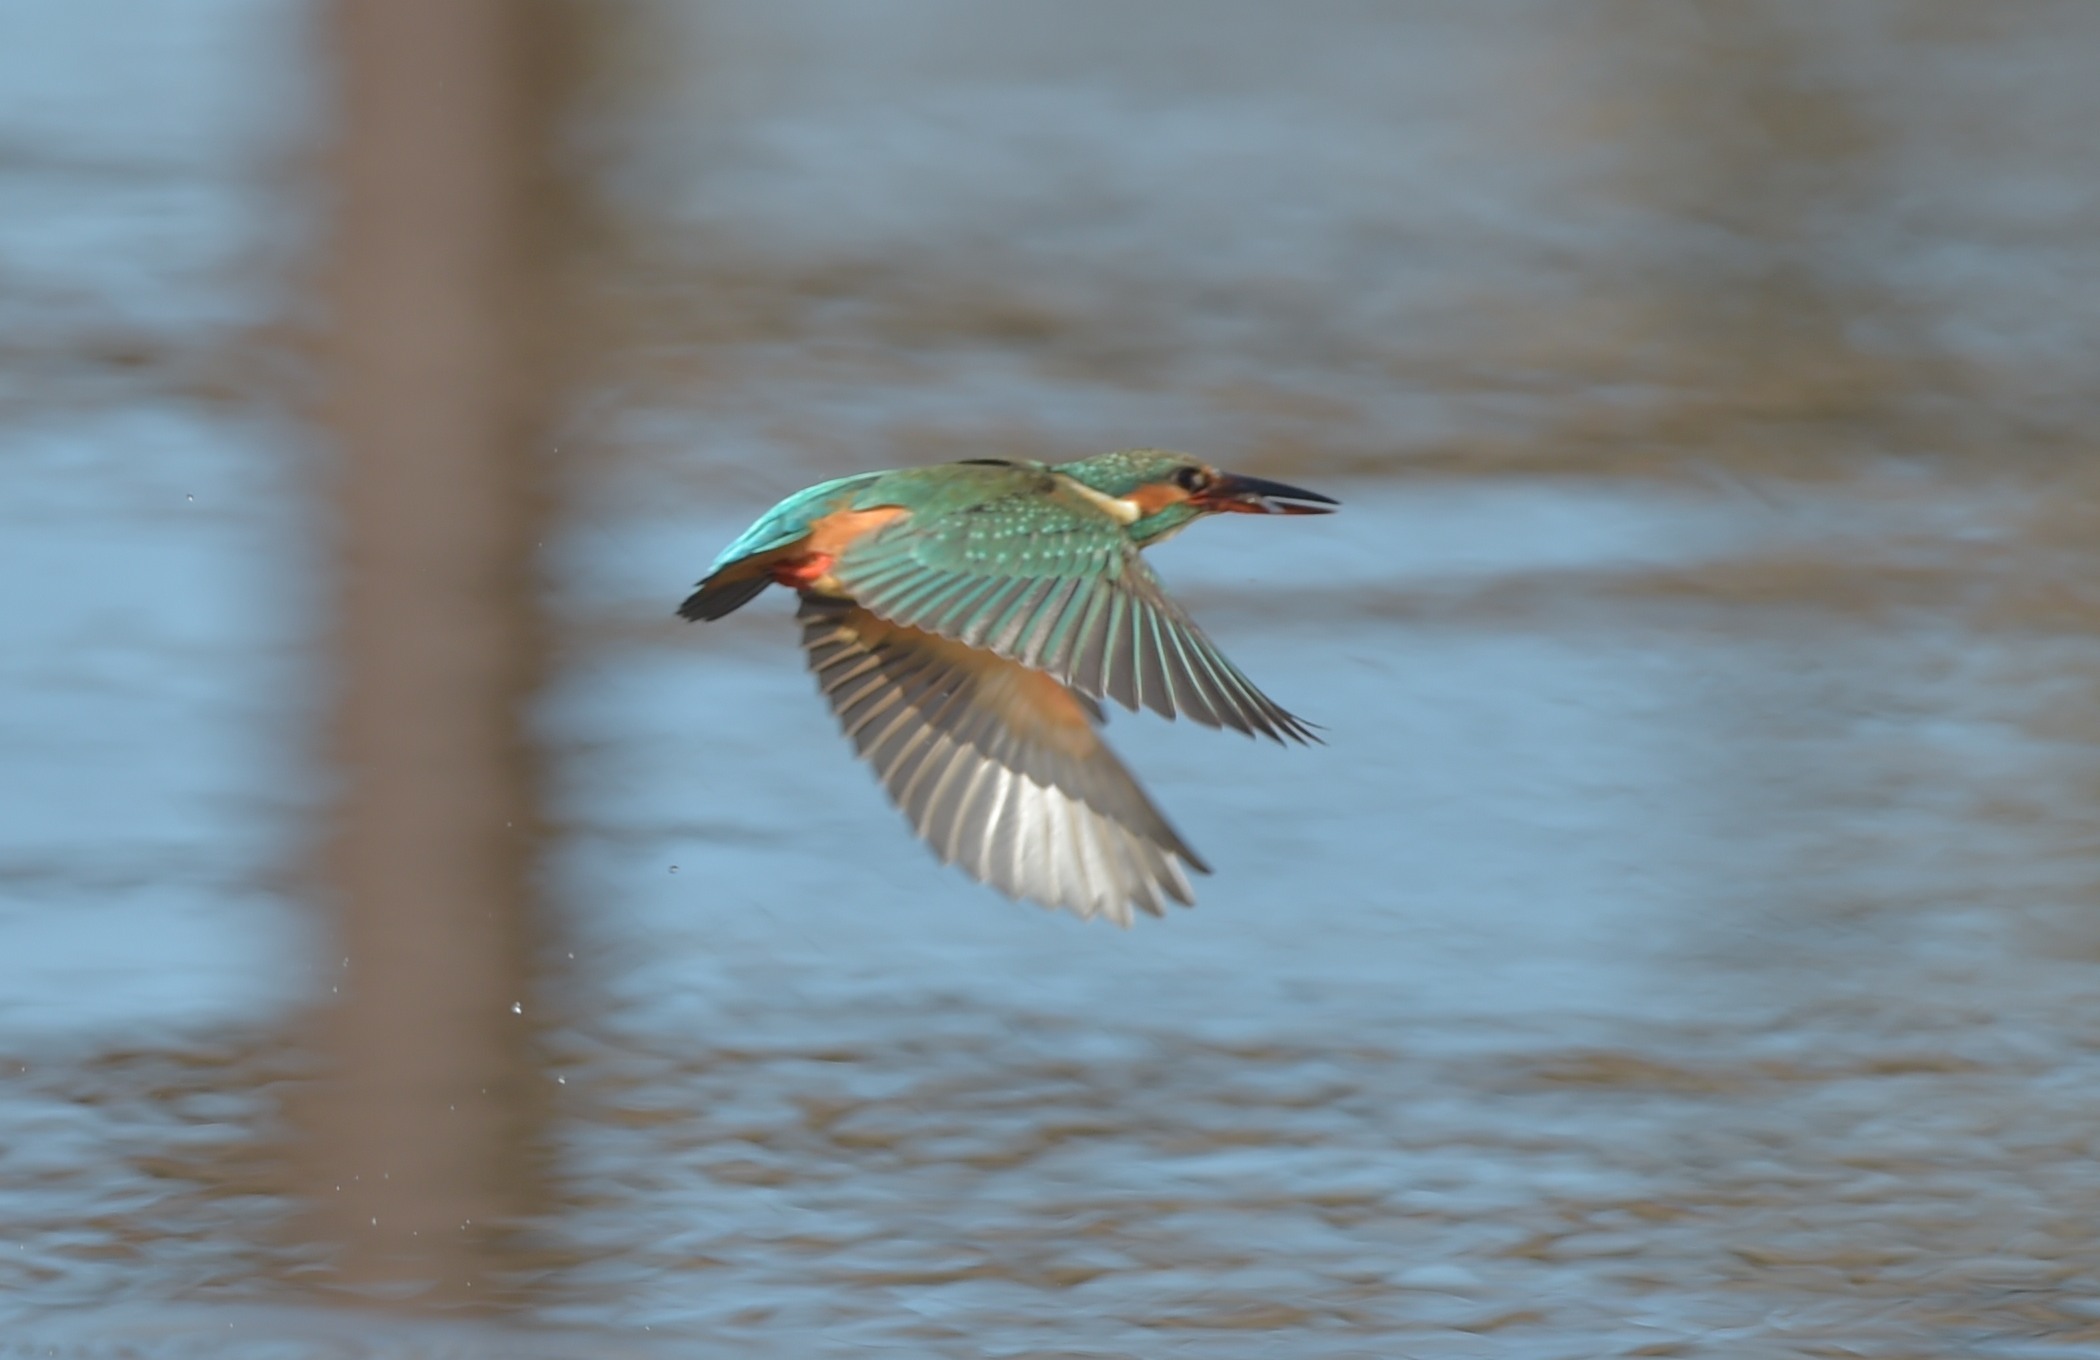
(1173, 466, 1211, 493)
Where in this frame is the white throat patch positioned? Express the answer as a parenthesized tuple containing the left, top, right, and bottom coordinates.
(1057, 474, 1141, 525)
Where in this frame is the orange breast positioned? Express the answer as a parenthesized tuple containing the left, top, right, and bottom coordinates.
(807, 504, 909, 555)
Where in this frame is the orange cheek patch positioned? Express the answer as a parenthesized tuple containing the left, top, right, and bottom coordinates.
(1123, 483, 1193, 517)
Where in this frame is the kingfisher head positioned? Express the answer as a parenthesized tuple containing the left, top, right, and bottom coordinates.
(1054, 449, 1338, 546)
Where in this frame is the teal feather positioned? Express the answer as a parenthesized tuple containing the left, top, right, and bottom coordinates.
(707, 471, 886, 574)
(679, 450, 1333, 922)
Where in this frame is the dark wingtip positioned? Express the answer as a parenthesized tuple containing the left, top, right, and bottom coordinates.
(1258, 710, 1325, 746)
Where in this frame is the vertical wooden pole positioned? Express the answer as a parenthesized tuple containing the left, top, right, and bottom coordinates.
(309, 0, 563, 1305)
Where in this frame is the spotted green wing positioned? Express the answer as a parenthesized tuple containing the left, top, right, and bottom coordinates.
(831, 475, 1316, 743)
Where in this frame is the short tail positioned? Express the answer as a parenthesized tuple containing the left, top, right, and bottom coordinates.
(677, 569, 771, 621)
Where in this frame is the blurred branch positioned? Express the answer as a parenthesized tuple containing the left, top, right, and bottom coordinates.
(304, 0, 579, 1307)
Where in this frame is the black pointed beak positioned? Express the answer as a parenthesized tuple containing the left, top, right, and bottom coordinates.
(1204, 472, 1340, 515)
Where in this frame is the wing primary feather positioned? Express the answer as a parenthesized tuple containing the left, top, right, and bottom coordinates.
(1032, 577, 1094, 675)
(837, 650, 939, 744)
(1100, 593, 1139, 712)
(1089, 803, 1152, 922)
(983, 578, 1056, 656)
(821, 645, 894, 704)
(1015, 578, 1080, 669)
(944, 760, 1004, 868)
(1135, 602, 1172, 719)
(859, 673, 952, 769)
(993, 773, 1038, 905)
(913, 754, 971, 865)
(1195, 642, 1285, 741)
(871, 668, 974, 785)
(1127, 855, 1165, 919)
(1084, 590, 1118, 705)
(1185, 634, 1268, 739)
(919, 737, 990, 864)
(957, 577, 1032, 649)
(952, 766, 1001, 892)
(912, 571, 1004, 622)
(924, 576, 1004, 637)
(1046, 797, 1086, 915)
(1065, 586, 1113, 699)
(898, 680, 993, 829)
(896, 734, 961, 832)
(882, 728, 944, 803)
(996, 774, 1036, 890)
(1014, 780, 1058, 911)
(823, 670, 882, 720)
(1115, 593, 1144, 714)
(817, 647, 887, 696)
(1210, 646, 1310, 745)
(843, 559, 921, 598)
(1124, 832, 1169, 918)
(1040, 790, 1085, 916)
(917, 738, 980, 852)
(879, 570, 964, 630)
(1066, 801, 1116, 923)
(835, 667, 912, 741)
(859, 647, 951, 733)
(879, 572, 973, 620)
(1155, 617, 1221, 728)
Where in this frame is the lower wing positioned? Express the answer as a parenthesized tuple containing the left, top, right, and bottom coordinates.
(798, 596, 1208, 924)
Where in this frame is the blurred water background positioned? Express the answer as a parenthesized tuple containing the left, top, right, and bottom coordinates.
(7, 2, 2100, 1356)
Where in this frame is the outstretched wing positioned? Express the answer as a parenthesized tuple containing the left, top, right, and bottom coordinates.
(799, 596, 1207, 924)
(829, 476, 1316, 744)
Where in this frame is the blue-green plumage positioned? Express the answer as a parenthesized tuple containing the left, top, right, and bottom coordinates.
(707, 470, 886, 573)
(676, 448, 1337, 923)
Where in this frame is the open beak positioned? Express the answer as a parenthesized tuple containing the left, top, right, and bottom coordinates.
(1201, 471, 1340, 516)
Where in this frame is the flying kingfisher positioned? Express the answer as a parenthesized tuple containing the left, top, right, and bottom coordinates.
(678, 449, 1337, 925)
